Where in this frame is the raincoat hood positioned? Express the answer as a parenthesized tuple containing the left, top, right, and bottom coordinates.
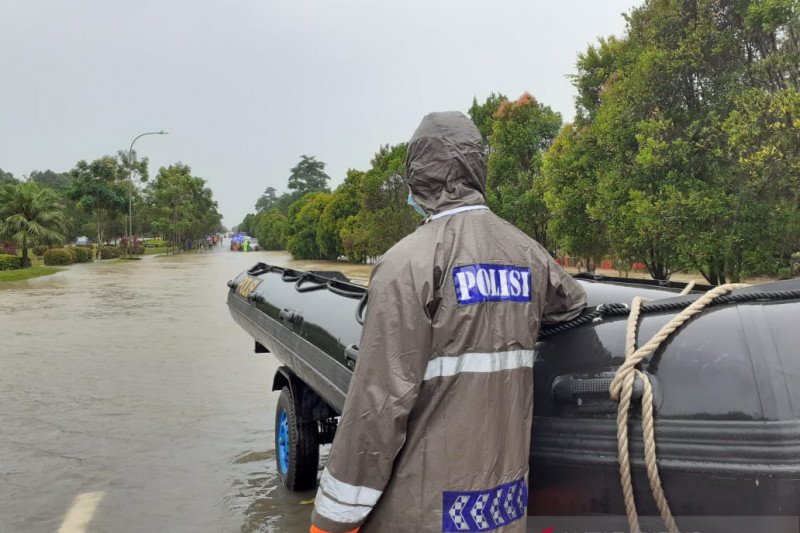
(406, 111, 487, 215)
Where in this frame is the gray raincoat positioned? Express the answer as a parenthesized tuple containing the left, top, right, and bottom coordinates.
(311, 111, 587, 533)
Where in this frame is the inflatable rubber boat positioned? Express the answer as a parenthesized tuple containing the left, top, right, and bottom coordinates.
(227, 263, 800, 531)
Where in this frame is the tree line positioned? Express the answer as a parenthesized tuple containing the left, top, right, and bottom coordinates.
(241, 0, 799, 283)
(238, 148, 417, 263)
(0, 153, 223, 264)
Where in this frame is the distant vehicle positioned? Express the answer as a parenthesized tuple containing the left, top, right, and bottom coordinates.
(75, 236, 92, 245)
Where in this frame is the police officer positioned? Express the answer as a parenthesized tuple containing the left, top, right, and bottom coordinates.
(311, 111, 588, 533)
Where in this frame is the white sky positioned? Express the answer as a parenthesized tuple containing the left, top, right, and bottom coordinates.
(0, 0, 641, 227)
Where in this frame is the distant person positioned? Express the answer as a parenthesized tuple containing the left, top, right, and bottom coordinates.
(310, 111, 587, 533)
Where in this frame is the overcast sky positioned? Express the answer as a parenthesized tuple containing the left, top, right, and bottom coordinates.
(0, 0, 640, 227)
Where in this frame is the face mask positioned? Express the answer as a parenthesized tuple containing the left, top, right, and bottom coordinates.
(407, 193, 427, 218)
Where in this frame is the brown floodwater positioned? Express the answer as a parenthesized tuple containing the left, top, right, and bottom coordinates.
(0, 247, 372, 533)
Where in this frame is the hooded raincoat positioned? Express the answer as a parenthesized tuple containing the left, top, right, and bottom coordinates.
(311, 111, 587, 533)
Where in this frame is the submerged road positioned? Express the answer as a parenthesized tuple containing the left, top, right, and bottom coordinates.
(0, 247, 372, 533)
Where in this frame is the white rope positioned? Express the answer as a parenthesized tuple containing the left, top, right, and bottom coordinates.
(609, 283, 748, 533)
(679, 280, 696, 295)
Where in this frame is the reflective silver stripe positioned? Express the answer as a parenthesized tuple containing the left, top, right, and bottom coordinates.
(314, 469, 383, 524)
(314, 490, 373, 523)
(319, 468, 382, 506)
(429, 204, 489, 221)
(423, 349, 534, 381)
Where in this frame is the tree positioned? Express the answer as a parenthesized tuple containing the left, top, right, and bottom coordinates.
(237, 213, 257, 235)
(317, 170, 363, 259)
(255, 209, 288, 250)
(68, 155, 130, 258)
(285, 192, 333, 259)
(145, 163, 223, 250)
(343, 144, 420, 260)
(0, 167, 17, 187)
(557, 0, 800, 281)
(715, 87, 800, 279)
(29, 169, 71, 191)
(339, 213, 371, 263)
(287, 155, 331, 196)
(486, 93, 562, 248)
(542, 124, 609, 269)
(468, 93, 507, 142)
(570, 37, 625, 123)
(26, 168, 96, 241)
(255, 186, 278, 213)
(0, 182, 67, 267)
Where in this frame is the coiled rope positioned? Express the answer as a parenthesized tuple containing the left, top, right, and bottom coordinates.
(609, 283, 748, 533)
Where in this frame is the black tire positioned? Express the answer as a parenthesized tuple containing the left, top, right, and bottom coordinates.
(275, 386, 319, 491)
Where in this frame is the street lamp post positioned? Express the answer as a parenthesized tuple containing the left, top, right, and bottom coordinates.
(128, 130, 169, 255)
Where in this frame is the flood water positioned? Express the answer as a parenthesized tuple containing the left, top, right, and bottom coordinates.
(0, 247, 372, 533)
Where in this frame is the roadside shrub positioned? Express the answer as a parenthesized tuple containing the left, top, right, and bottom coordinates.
(33, 245, 49, 257)
(0, 254, 22, 270)
(99, 246, 121, 259)
(72, 247, 93, 263)
(791, 252, 800, 276)
(129, 244, 144, 255)
(43, 248, 75, 266)
(777, 267, 793, 280)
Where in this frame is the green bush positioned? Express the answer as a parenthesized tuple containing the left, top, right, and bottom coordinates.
(777, 267, 793, 280)
(33, 245, 49, 257)
(99, 246, 121, 259)
(72, 247, 93, 263)
(791, 252, 800, 276)
(129, 244, 144, 255)
(0, 254, 22, 270)
(43, 248, 75, 266)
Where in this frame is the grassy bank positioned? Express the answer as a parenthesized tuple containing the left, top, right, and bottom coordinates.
(0, 266, 63, 283)
(144, 246, 171, 255)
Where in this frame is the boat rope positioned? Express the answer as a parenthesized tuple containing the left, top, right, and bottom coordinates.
(678, 280, 695, 295)
(539, 285, 800, 338)
(609, 283, 747, 533)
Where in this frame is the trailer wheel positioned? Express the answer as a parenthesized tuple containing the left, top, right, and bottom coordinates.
(275, 386, 319, 491)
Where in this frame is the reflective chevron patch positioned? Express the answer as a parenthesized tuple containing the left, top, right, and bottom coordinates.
(442, 478, 527, 532)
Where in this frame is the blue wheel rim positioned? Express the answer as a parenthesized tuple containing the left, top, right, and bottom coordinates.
(277, 409, 290, 475)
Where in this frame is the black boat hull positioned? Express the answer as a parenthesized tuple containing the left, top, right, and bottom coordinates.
(227, 266, 800, 525)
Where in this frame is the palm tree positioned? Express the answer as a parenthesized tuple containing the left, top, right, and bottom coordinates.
(0, 182, 68, 267)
